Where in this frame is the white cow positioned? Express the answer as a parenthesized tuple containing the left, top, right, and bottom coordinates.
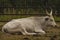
(2, 10, 57, 35)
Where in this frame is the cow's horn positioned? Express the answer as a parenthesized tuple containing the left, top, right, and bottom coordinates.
(46, 10, 50, 15)
(50, 9, 52, 15)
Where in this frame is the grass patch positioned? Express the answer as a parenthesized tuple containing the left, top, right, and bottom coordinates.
(0, 15, 31, 21)
(0, 15, 60, 21)
(54, 16, 60, 21)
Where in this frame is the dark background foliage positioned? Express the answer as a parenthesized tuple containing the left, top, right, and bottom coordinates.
(0, 0, 60, 14)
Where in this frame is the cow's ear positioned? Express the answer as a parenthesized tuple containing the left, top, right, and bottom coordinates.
(45, 18, 49, 21)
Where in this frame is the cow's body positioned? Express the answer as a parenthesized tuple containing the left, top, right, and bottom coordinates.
(2, 10, 57, 35)
(2, 16, 48, 35)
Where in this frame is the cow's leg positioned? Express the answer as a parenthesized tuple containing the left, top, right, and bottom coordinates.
(22, 31, 37, 35)
(35, 29, 46, 35)
(37, 30, 46, 35)
(21, 28, 37, 35)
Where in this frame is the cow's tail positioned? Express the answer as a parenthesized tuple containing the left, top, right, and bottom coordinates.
(2, 27, 8, 33)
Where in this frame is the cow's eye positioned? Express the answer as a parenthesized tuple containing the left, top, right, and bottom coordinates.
(50, 19, 53, 21)
(45, 18, 49, 21)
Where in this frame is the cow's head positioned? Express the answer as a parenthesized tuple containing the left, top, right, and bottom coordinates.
(45, 10, 57, 27)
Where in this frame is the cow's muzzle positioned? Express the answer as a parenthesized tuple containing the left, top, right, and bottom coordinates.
(49, 25, 58, 27)
(55, 25, 57, 27)
(54, 25, 60, 28)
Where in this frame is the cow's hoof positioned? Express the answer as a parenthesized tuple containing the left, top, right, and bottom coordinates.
(23, 37, 29, 40)
(10, 33, 16, 35)
(33, 34, 41, 37)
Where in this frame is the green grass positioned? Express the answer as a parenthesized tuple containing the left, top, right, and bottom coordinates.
(0, 15, 60, 21)
(54, 16, 60, 21)
(0, 15, 31, 21)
